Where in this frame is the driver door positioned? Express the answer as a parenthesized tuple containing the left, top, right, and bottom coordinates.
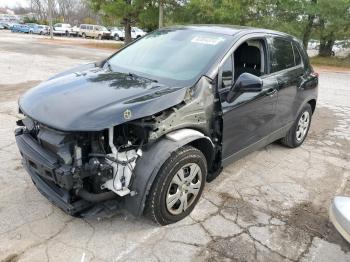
(219, 38, 278, 164)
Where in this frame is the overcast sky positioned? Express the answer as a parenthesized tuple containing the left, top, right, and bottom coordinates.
(0, 0, 29, 8)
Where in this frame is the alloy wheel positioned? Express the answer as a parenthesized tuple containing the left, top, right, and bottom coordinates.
(296, 111, 310, 142)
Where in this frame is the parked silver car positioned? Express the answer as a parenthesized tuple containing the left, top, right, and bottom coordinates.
(33, 25, 49, 35)
(330, 197, 350, 243)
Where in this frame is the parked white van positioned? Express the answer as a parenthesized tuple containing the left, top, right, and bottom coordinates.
(79, 24, 111, 40)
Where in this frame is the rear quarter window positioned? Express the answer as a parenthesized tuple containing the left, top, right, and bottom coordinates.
(293, 42, 302, 66)
(270, 38, 295, 73)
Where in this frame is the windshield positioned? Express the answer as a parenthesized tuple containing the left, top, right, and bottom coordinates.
(108, 28, 233, 86)
(98, 26, 108, 31)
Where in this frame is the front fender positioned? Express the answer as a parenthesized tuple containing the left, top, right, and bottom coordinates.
(122, 129, 214, 217)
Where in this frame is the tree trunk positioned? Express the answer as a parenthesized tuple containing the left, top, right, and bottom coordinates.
(124, 19, 132, 44)
(159, 0, 164, 28)
(302, 14, 315, 49)
(319, 33, 335, 57)
(48, 0, 53, 39)
(319, 39, 335, 56)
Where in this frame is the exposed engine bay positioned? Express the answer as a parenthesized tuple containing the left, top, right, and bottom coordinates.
(17, 118, 147, 199)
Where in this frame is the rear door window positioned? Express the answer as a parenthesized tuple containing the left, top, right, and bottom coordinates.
(270, 38, 295, 73)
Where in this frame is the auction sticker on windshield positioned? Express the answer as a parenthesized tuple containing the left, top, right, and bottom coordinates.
(191, 36, 226, 45)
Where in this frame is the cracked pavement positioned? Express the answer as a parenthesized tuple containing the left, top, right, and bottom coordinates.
(0, 31, 349, 262)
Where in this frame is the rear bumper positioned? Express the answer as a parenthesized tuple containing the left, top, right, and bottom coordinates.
(15, 130, 91, 215)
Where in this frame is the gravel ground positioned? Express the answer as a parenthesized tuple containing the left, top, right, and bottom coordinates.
(0, 31, 349, 262)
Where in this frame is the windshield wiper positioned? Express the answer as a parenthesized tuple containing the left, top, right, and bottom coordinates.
(128, 72, 158, 83)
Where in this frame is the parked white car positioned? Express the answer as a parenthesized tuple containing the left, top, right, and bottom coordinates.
(70, 26, 80, 37)
(109, 27, 124, 41)
(52, 23, 72, 36)
(308, 40, 319, 50)
(131, 27, 146, 39)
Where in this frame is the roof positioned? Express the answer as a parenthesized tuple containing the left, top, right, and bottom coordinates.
(165, 24, 293, 38)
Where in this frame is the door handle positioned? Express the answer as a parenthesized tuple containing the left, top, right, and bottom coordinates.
(266, 88, 277, 96)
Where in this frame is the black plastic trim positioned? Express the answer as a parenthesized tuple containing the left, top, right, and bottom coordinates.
(25, 164, 91, 215)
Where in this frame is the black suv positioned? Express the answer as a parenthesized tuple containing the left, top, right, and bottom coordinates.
(15, 25, 318, 225)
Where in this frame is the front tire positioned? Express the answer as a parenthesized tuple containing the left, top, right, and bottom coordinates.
(281, 103, 312, 148)
(144, 146, 207, 225)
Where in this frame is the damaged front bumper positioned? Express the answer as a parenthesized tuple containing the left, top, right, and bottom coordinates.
(15, 130, 91, 215)
(15, 128, 121, 217)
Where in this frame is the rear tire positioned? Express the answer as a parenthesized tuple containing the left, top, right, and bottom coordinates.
(281, 103, 312, 148)
(144, 146, 207, 225)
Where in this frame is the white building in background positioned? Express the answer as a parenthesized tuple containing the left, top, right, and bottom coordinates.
(0, 13, 23, 24)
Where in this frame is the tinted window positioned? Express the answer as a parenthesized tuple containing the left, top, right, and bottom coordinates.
(221, 55, 233, 88)
(293, 43, 302, 65)
(81, 25, 86, 29)
(270, 38, 295, 73)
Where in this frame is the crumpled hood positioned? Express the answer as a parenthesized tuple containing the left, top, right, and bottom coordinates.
(19, 66, 188, 131)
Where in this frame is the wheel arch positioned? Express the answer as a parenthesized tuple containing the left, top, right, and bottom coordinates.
(188, 138, 215, 171)
(307, 99, 317, 114)
(122, 128, 214, 217)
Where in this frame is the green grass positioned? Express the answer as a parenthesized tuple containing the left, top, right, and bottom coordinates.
(310, 55, 350, 68)
(81, 42, 124, 50)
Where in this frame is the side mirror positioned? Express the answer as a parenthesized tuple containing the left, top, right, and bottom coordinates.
(226, 73, 263, 103)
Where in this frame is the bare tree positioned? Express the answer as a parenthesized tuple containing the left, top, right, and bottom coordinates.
(27, 0, 91, 25)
